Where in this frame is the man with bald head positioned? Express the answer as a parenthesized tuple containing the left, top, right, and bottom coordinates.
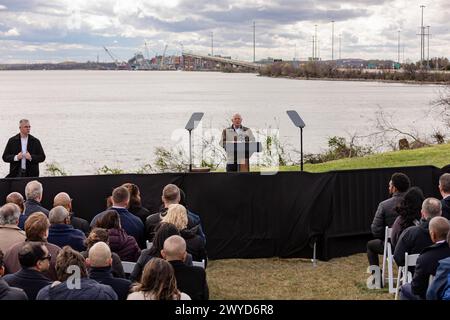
(87, 242, 131, 300)
(394, 197, 442, 266)
(53, 192, 89, 235)
(47, 206, 86, 252)
(400, 216, 450, 300)
(162, 235, 209, 300)
(220, 113, 255, 172)
(6, 192, 25, 213)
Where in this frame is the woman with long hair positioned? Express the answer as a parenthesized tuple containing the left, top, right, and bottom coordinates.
(127, 258, 190, 300)
(96, 210, 141, 262)
(391, 186, 424, 249)
(162, 204, 207, 263)
(122, 183, 150, 224)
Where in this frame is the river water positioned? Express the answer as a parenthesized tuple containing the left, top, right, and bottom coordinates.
(0, 71, 443, 176)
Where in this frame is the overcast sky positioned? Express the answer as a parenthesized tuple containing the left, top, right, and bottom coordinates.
(0, 0, 448, 63)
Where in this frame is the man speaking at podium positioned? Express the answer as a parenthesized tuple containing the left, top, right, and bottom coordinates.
(220, 113, 255, 172)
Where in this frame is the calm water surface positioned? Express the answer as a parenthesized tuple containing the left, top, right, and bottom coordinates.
(0, 71, 442, 176)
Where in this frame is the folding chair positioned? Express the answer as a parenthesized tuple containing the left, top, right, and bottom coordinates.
(192, 259, 206, 269)
(122, 261, 137, 275)
(381, 226, 395, 293)
(394, 252, 419, 300)
(146, 240, 153, 249)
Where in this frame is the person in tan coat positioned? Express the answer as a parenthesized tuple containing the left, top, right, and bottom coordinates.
(0, 203, 26, 253)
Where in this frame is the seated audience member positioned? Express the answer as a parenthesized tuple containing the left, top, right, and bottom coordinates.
(37, 246, 117, 300)
(47, 206, 86, 252)
(130, 222, 193, 282)
(122, 183, 150, 224)
(400, 217, 450, 300)
(90, 186, 144, 247)
(394, 198, 441, 266)
(19, 181, 49, 230)
(4, 212, 60, 281)
(162, 235, 209, 300)
(53, 192, 90, 235)
(391, 186, 424, 249)
(87, 242, 131, 300)
(2, 242, 51, 300)
(6, 192, 25, 213)
(162, 204, 207, 263)
(0, 203, 26, 253)
(367, 173, 410, 267)
(127, 257, 190, 300)
(0, 249, 28, 300)
(81, 228, 124, 278)
(439, 173, 450, 220)
(95, 210, 141, 262)
(179, 188, 206, 244)
(427, 230, 450, 300)
(145, 184, 205, 244)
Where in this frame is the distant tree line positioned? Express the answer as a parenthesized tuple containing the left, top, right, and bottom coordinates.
(260, 59, 450, 83)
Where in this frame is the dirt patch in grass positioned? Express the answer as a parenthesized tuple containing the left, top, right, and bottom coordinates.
(206, 253, 393, 300)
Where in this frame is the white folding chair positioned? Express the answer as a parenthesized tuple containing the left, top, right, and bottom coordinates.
(146, 240, 153, 249)
(394, 252, 419, 300)
(381, 226, 395, 293)
(122, 261, 136, 275)
(192, 259, 205, 269)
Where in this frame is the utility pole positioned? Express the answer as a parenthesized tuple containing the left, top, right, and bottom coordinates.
(426, 26, 430, 69)
(253, 21, 256, 63)
(210, 32, 214, 56)
(420, 5, 425, 68)
(331, 20, 335, 61)
(339, 34, 342, 60)
(311, 36, 315, 60)
(314, 24, 318, 60)
(397, 30, 401, 64)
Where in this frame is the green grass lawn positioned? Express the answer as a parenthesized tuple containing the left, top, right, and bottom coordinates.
(207, 144, 449, 299)
(273, 142, 450, 173)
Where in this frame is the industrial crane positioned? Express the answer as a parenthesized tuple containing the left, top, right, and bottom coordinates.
(160, 44, 168, 70)
(103, 46, 130, 70)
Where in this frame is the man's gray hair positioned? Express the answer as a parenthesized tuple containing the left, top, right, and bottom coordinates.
(25, 180, 43, 201)
(49, 206, 69, 224)
(422, 197, 442, 218)
(19, 119, 29, 125)
(0, 203, 21, 225)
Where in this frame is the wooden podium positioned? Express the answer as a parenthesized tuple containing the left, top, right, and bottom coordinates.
(225, 138, 262, 172)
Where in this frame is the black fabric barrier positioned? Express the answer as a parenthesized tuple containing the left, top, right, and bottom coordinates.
(0, 165, 447, 260)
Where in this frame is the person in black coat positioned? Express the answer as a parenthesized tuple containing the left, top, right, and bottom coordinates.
(162, 235, 209, 300)
(2, 242, 52, 300)
(367, 172, 410, 266)
(0, 249, 28, 300)
(439, 173, 450, 220)
(2, 119, 45, 178)
(400, 217, 450, 300)
(87, 242, 131, 300)
(394, 197, 441, 266)
(122, 183, 151, 224)
(130, 222, 193, 282)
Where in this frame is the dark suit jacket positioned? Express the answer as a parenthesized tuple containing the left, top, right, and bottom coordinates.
(394, 219, 433, 266)
(170, 260, 209, 300)
(2, 134, 46, 178)
(411, 241, 450, 299)
(70, 213, 90, 235)
(3, 268, 51, 300)
(442, 196, 450, 220)
(88, 267, 131, 300)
